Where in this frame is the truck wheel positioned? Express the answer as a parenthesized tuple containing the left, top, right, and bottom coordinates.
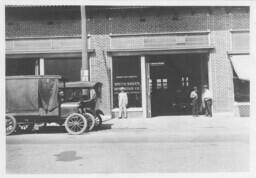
(94, 115, 102, 130)
(64, 113, 87, 135)
(84, 113, 95, 131)
(6, 114, 17, 136)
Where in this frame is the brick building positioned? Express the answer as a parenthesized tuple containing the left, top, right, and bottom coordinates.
(5, 6, 250, 118)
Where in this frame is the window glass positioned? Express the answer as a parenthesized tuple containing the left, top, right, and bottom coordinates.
(6, 58, 35, 76)
(149, 79, 152, 92)
(113, 56, 141, 108)
(61, 88, 90, 102)
(163, 78, 168, 89)
(186, 76, 189, 87)
(231, 60, 250, 102)
(157, 79, 162, 89)
(45, 58, 81, 81)
(181, 76, 185, 87)
(233, 78, 250, 102)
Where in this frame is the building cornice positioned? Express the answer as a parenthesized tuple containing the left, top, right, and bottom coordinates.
(227, 51, 249, 55)
(108, 46, 214, 56)
(109, 30, 210, 37)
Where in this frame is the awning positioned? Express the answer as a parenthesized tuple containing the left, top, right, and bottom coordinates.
(230, 55, 250, 81)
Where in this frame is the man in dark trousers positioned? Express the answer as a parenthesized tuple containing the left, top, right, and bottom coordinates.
(202, 85, 213, 117)
(190, 86, 199, 117)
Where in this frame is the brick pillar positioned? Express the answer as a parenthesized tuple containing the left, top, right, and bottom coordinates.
(209, 31, 234, 113)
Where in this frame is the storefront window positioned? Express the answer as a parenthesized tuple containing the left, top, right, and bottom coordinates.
(45, 58, 81, 81)
(112, 56, 141, 108)
(229, 55, 250, 102)
(6, 58, 36, 76)
(233, 78, 250, 102)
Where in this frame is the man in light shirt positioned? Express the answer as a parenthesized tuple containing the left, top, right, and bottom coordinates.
(190, 86, 199, 117)
(202, 85, 213, 117)
(118, 87, 128, 119)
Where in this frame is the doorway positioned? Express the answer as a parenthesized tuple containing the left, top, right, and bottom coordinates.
(148, 53, 208, 116)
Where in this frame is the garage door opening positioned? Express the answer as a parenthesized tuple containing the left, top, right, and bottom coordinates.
(149, 53, 208, 116)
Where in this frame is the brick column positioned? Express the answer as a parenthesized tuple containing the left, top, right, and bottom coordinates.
(209, 30, 234, 113)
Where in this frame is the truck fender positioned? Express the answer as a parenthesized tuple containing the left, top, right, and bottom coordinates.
(85, 109, 96, 116)
(95, 109, 104, 116)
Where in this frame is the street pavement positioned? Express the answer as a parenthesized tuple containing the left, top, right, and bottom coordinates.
(6, 115, 250, 174)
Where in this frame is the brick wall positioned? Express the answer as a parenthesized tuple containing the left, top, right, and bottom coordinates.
(209, 30, 234, 112)
(6, 6, 249, 115)
(6, 6, 81, 37)
(231, 8, 250, 29)
(88, 7, 209, 34)
(6, 7, 249, 38)
(87, 7, 249, 114)
(87, 7, 249, 34)
(89, 35, 112, 115)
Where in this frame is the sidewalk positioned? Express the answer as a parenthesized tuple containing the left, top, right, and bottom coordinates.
(104, 115, 249, 130)
(100, 115, 250, 141)
(6, 115, 250, 144)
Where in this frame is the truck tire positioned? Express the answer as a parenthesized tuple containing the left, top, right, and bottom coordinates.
(94, 115, 102, 130)
(84, 112, 96, 131)
(6, 114, 17, 136)
(64, 113, 87, 135)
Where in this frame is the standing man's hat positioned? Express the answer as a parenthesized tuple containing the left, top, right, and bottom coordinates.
(203, 85, 208, 88)
(120, 87, 125, 91)
(193, 86, 198, 90)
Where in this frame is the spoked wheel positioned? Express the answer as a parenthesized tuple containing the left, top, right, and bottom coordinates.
(65, 113, 87, 135)
(6, 114, 17, 136)
(84, 113, 96, 131)
(94, 114, 102, 130)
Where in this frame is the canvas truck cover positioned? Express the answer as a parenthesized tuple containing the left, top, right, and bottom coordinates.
(6, 76, 60, 114)
(38, 78, 59, 112)
(6, 77, 39, 113)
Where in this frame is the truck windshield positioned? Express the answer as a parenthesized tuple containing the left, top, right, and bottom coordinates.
(62, 88, 94, 102)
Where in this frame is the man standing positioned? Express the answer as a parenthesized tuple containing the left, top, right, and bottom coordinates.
(118, 87, 128, 119)
(202, 85, 213, 117)
(190, 86, 199, 117)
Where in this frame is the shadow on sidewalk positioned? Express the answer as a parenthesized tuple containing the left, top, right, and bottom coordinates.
(93, 123, 113, 132)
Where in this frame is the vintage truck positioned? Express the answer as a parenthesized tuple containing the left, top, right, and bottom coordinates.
(6, 75, 104, 135)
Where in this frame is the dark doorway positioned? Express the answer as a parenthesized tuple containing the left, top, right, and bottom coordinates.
(149, 53, 208, 116)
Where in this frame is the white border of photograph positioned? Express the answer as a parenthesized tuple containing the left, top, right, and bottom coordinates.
(1, 1, 255, 178)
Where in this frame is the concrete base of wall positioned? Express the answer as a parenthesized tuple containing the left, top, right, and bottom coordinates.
(213, 112, 234, 116)
(233, 103, 250, 117)
(112, 111, 143, 118)
(112, 108, 143, 118)
(110, 106, 250, 118)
